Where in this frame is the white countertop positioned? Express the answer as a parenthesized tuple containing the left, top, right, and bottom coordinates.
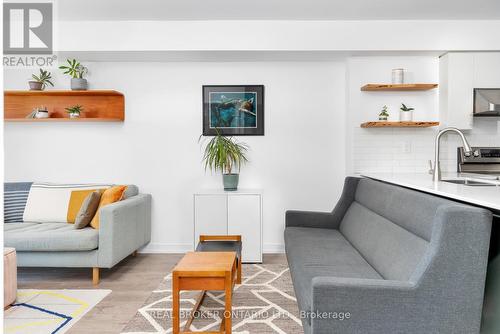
(360, 173, 500, 212)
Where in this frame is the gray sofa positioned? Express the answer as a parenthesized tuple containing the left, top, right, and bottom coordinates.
(285, 177, 492, 334)
(4, 183, 152, 284)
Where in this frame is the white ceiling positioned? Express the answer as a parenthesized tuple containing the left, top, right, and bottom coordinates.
(57, 0, 500, 21)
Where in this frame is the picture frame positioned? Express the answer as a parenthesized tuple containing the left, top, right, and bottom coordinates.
(203, 85, 264, 136)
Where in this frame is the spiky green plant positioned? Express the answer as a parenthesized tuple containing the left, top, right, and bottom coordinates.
(200, 131, 249, 175)
(400, 103, 415, 112)
(31, 69, 54, 89)
(59, 59, 88, 79)
(65, 105, 84, 115)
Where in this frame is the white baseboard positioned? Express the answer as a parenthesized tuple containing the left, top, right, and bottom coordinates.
(263, 243, 285, 253)
(139, 242, 193, 253)
(140, 242, 285, 254)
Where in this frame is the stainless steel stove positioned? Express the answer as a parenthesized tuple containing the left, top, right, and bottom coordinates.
(458, 147, 500, 178)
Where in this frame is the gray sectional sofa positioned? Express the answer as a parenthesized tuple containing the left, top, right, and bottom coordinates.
(285, 177, 492, 334)
(4, 183, 152, 284)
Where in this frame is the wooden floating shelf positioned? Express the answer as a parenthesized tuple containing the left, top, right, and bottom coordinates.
(361, 84, 438, 91)
(361, 121, 440, 128)
(4, 90, 125, 122)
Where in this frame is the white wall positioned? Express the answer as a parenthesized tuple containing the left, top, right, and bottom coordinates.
(346, 55, 500, 175)
(4, 61, 347, 253)
(346, 56, 442, 174)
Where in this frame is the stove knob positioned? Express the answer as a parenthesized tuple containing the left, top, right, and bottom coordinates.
(473, 150, 480, 157)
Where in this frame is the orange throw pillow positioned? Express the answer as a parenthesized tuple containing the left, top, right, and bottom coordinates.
(90, 185, 128, 229)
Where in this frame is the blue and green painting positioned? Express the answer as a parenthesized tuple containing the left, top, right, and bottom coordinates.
(209, 92, 257, 128)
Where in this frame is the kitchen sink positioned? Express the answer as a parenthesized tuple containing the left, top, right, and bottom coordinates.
(442, 178, 498, 186)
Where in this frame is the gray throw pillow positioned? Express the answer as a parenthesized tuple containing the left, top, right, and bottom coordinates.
(74, 191, 102, 229)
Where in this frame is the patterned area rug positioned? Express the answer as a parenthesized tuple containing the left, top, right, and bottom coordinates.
(4, 289, 111, 334)
(121, 264, 303, 333)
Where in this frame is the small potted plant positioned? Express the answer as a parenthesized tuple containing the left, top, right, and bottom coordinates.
(65, 105, 83, 118)
(400, 103, 415, 122)
(378, 105, 389, 121)
(200, 130, 249, 191)
(59, 59, 88, 90)
(28, 69, 54, 91)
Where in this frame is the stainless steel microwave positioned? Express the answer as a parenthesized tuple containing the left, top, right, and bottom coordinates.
(474, 88, 500, 117)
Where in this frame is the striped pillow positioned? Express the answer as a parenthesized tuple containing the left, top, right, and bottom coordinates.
(23, 183, 111, 223)
(4, 182, 33, 223)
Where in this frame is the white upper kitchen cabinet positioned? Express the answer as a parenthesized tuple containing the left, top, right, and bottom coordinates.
(440, 52, 500, 130)
(439, 53, 474, 129)
(474, 53, 500, 88)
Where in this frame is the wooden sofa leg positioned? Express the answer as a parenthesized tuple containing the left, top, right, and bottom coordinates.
(132, 250, 137, 257)
(93, 267, 100, 285)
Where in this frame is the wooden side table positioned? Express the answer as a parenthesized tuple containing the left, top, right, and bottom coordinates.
(4, 248, 17, 309)
(172, 251, 237, 334)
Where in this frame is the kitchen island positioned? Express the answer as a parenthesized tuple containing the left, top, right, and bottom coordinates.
(362, 172, 500, 334)
(361, 172, 500, 212)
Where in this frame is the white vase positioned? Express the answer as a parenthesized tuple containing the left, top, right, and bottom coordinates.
(35, 111, 49, 119)
(69, 112, 80, 119)
(400, 110, 413, 122)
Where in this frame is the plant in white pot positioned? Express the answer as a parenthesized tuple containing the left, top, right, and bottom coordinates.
(200, 131, 248, 191)
(59, 59, 88, 90)
(28, 69, 54, 90)
(65, 105, 83, 118)
(400, 103, 415, 122)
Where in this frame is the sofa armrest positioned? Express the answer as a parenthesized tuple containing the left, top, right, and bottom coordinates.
(311, 277, 416, 333)
(97, 194, 152, 268)
(285, 211, 337, 229)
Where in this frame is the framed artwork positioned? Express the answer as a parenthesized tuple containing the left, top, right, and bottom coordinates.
(203, 85, 264, 136)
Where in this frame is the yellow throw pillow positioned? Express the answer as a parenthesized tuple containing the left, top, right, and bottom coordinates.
(90, 185, 128, 229)
(67, 189, 104, 223)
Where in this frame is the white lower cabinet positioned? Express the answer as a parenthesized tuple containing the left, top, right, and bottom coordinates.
(194, 190, 263, 263)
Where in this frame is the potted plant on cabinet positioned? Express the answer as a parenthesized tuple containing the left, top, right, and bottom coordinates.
(59, 59, 88, 90)
(200, 130, 249, 191)
(400, 103, 415, 122)
(28, 69, 54, 90)
(65, 105, 83, 118)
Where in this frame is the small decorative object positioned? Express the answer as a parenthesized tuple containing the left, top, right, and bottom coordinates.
(392, 68, 405, 84)
(28, 69, 54, 91)
(65, 105, 83, 118)
(203, 85, 264, 136)
(378, 105, 389, 121)
(35, 106, 49, 119)
(400, 103, 414, 122)
(59, 59, 89, 90)
(200, 130, 249, 191)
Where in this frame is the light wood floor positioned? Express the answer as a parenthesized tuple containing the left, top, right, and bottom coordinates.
(17, 253, 288, 334)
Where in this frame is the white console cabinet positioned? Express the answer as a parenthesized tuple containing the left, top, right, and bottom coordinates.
(194, 189, 263, 263)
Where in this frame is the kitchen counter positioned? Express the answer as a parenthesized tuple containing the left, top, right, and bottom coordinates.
(361, 172, 500, 212)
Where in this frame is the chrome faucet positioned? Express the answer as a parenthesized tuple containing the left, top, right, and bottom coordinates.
(430, 127, 472, 181)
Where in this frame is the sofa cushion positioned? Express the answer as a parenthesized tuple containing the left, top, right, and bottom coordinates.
(23, 183, 111, 223)
(123, 185, 139, 199)
(340, 201, 429, 281)
(353, 178, 451, 241)
(4, 222, 99, 251)
(285, 227, 382, 320)
(4, 182, 32, 223)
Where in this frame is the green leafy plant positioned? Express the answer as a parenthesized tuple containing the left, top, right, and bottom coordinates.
(400, 103, 415, 112)
(59, 59, 88, 79)
(31, 69, 54, 89)
(200, 131, 249, 175)
(379, 105, 389, 117)
(65, 105, 83, 115)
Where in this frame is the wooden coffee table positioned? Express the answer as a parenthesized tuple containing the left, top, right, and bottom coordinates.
(172, 251, 237, 334)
